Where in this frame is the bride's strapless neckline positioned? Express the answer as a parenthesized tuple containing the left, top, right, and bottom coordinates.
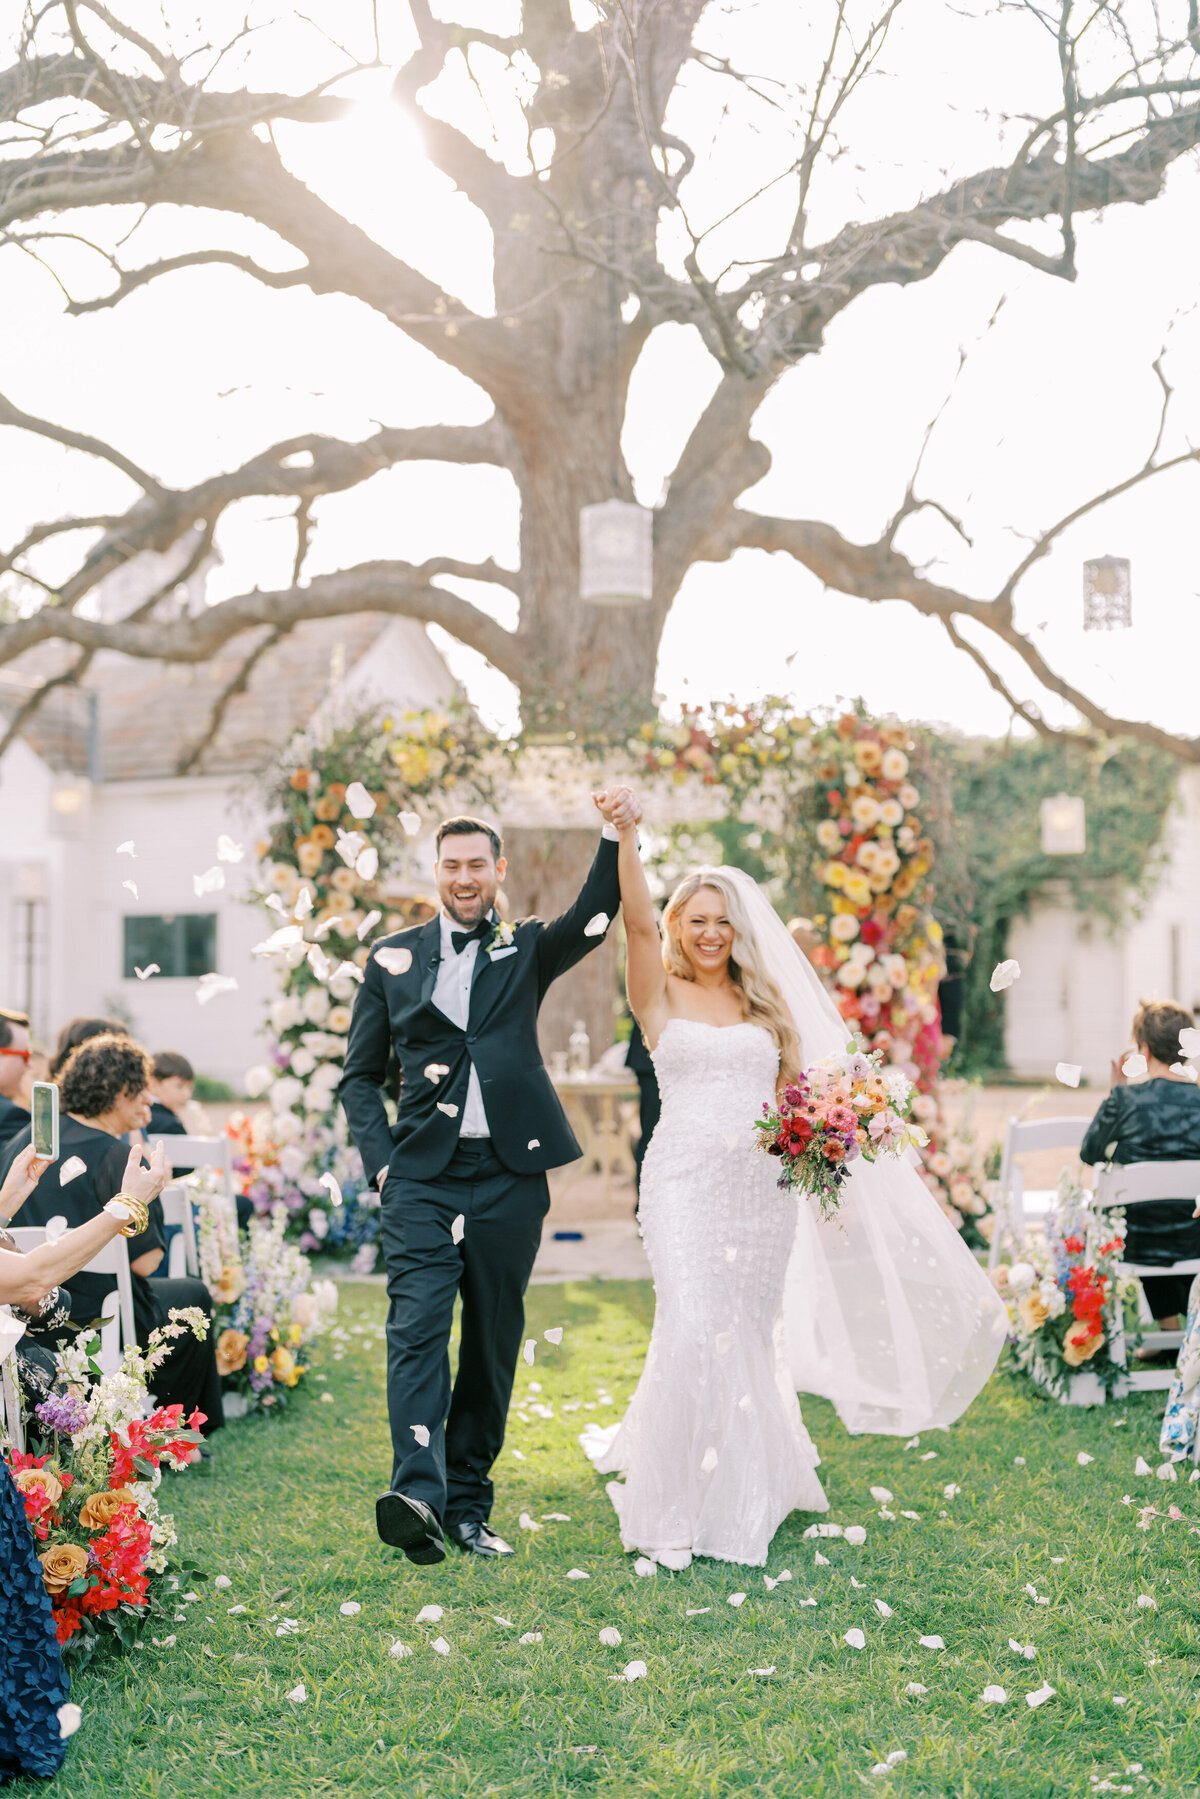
(655, 1016, 769, 1044)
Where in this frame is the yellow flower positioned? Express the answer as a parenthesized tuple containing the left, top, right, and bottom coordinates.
(289, 1323, 303, 1346)
(253, 1354, 270, 1374)
(286, 1365, 306, 1389)
(1063, 1321, 1104, 1366)
(78, 1487, 138, 1531)
(40, 1543, 89, 1597)
(271, 1346, 296, 1383)
(1017, 1291, 1051, 1333)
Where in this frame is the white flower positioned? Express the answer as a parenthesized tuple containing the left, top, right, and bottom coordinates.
(851, 795, 881, 829)
(1007, 1261, 1036, 1293)
(879, 798, 904, 827)
(816, 819, 843, 852)
(326, 1006, 353, 1034)
(881, 748, 909, 781)
(302, 986, 331, 1024)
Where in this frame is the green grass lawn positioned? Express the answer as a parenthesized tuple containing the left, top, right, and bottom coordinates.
(23, 1280, 1200, 1799)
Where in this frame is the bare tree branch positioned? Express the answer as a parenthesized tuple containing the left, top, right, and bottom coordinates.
(0, 390, 167, 497)
(175, 624, 293, 775)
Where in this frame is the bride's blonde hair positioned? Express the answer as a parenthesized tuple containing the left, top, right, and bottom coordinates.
(662, 869, 801, 1083)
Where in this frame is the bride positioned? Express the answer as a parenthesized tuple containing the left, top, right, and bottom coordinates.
(582, 788, 1007, 1569)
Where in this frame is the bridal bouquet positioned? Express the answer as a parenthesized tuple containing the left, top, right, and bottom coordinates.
(754, 1042, 927, 1221)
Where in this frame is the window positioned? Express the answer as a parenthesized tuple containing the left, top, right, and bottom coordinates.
(123, 914, 216, 979)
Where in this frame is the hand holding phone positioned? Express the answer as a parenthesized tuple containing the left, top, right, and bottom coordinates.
(31, 1081, 59, 1163)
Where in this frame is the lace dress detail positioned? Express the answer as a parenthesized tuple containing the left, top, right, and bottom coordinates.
(582, 1018, 828, 1566)
(0, 1464, 70, 1784)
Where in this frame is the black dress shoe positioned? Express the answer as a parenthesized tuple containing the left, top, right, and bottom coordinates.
(449, 1520, 514, 1558)
(376, 1491, 446, 1565)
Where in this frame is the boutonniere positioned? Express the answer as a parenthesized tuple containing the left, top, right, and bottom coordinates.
(487, 919, 518, 954)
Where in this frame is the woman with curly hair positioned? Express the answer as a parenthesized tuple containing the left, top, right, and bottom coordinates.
(0, 1033, 223, 1432)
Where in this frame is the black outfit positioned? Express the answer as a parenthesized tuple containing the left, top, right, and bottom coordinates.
(1080, 1078, 1200, 1318)
(340, 837, 620, 1530)
(0, 1096, 27, 1151)
(143, 1101, 253, 1231)
(626, 1021, 661, 1194)
(0, 1116, 223, 1431)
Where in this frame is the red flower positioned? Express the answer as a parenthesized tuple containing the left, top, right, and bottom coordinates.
(1063, 1234, 1085, 1254)
(823, 1139, 847, 1163)
(860, 918, 885, 947)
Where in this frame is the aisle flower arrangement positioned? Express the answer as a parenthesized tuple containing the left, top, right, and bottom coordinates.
(801, 711, 992, 1235)
(242, 705, 500, 1251)
(6, 1312, 207, 1652)
(754, 1041, 926, 1220)
(184, 1172, 340, 1413)
(993, 1172, 1131, 1400)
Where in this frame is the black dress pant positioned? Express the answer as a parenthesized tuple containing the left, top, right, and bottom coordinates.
(379, 1139, 549, 1528)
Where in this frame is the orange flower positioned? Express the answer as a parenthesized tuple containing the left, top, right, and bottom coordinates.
(13, 1465, 63, 1509)
(40, 1543, 88, 1596)
(78, 1487, 137, 1531)
(327, 782, 347, 801)
(289, 768, 313, 792)
(312, 795, 342, 822)
(216, 1328, 249, 1376)
(309, 823, 336, 850)
(1063, 1320, 1104, 1365)
(836, 714, 858, 739)
(297, 843, 324, 877)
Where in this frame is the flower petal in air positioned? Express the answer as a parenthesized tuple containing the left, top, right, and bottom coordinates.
(989, 959, 1020, 991)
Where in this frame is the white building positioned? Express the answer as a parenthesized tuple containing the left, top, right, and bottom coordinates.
(0, 540, 456, 1087)
(1004, 766, 1200, 1083)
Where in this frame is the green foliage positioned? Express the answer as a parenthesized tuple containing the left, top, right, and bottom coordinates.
(930, 737, 1178, 1076)
(50, 1281, 1197, 1798)
(192, 1074, 235, 1102)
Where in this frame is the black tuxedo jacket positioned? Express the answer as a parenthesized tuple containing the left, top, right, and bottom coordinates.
(339, 835, 620, 1184)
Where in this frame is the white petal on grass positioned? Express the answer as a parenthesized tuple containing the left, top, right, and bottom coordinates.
(900, 1510, 921, 1521)
(844, 1526, 867, 1546)
(1112, 1695, 1128, 1707)
(59, 1157, 86, 1186)
(196, 972, 237, 1005)
(399, 811, 422, 836)
(566, 1569, 590, 1581)
(619, 1661, 647, 1682)
(415, 1604, 443, 1623)
(511, 1449, 526, 1461)
(989, 958, 1020, 991)
(376, 947, 413, 976)
(749, 1666, 776, 1677)
(451, 1214, 465, 1245)
(523, 1339, 536, 1366)
(518, 1632, 542, 1645)
(339, 1602, 361, 1616)
(870, 1486, 894, 1504)
(1134, 1456, 1152, 1476)
(518, 1513, 541, 1531)
(493, 1616, 514, 1627)
(1122, 1053, 1148, 1079)
(700, 1446, 719, 1475)
(410, 1424, 430, 1447)
(685, 1607, 710, 1616)
(193, 866, 225, 897)
(981, 1685, 1007, 1704)
(227, 1604, 247, 1614)
(905, 1683, 928, 1696)
(57, 1703, 83, 1740)
(633, 1557, 657, 1578)
(814, 1551, 830, 1567)
(919, 1635, 945, 1650)
(943, 1484, 962, 1500)
(134, 963, 160, 981)
(1055, 1063, 1082, 1087)
(919, 1451, 938, 1461)
(542, 1513, 571, 1521)
(358, 910, 382, 940)
(544, 1326, 563, 1345)
(285, 1685, 306, 1704)
(844, 1628, 866, 1649)
(345, 781, 377, 818)
(727, 1592, 747, 1607)
(1136, 1594, 1157, 1610)
(599, 1627, 623, 1647)
(389, 1640, 413, 1658)
(1025, 1682, 1056, 1708)
(1009, 1638, 1036, 1660)
(1156, 1462, 1178, 1483)
(431, 1637, 451, 1656)
(213, 1575, 231, 1590)
(874, 1600, 894, 1619)
(1077, 1452, 1094, 1466)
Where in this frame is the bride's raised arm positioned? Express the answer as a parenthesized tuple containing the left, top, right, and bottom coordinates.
(592, 788, 668, 1046)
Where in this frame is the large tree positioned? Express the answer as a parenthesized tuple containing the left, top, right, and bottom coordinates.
(2, 0, 1199, 1045)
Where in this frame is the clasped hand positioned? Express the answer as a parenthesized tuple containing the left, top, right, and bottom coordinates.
(592, 784, 642, 833)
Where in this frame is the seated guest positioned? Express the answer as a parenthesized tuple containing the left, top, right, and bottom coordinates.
(0, 1033, 224, 1433)
(0, 1006, 32, 1149)
(1080, 999, 1200, 1328)
(47, 1015, 126, 1080)
(147, 1050, 194, 1140)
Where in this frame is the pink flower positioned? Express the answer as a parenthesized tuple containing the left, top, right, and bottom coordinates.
(868, 1109, 905, 1152)
(826, 1104, 856, 1133)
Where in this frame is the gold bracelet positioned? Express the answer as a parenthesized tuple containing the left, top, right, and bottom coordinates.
(105, 1195, 148, 1238)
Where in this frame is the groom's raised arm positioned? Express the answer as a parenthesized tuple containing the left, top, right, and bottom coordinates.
(534, 830, 624, 997)
(339, 953, 397, 1189)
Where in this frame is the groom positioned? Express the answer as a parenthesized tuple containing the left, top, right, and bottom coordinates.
(340, 795, 640, 1564)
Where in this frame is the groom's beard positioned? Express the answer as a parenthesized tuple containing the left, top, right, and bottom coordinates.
(442, 890, 495, 929)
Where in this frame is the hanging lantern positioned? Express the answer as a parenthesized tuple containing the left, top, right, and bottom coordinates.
(1082, 555, 1131, 631)
(579, 499, 653, 607)
(1041, 793, 1086, 855)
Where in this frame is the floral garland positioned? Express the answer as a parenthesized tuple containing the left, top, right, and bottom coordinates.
(239, 704, 502, 1254)
(8, 1312, 207, 1650)
(633, 699, 815, 800)
(992, 1171, 1132, 1399)
(184, 1170, 339, 1413)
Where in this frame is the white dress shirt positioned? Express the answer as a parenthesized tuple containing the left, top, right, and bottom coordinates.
(433, 909, 493, 1137)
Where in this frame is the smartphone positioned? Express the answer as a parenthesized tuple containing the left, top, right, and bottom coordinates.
(31, 1081, 59, 1162)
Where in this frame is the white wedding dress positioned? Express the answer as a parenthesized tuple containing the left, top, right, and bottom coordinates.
(581, 1018, 829, 1566)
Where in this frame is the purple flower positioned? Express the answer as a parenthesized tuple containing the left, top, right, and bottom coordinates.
(35, 1390, 89, 1436)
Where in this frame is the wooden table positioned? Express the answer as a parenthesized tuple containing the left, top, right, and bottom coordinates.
(552, 1073, 640, 1209)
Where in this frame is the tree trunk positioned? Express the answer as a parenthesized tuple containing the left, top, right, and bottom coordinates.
(500, 823, 621, 1069)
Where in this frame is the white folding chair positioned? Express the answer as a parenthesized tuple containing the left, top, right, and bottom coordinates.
(8, 1228, 134, 1376)
(1, 1307, 24, 1453)
(1093, 1160, 1200, 1391)
(988, 1116, 1090, 1269)
(159, 1181, 200, 1279)
(161, 1135, 235, 1187)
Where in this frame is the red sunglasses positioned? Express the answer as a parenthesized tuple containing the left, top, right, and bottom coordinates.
(0, 1046, 31, 1063)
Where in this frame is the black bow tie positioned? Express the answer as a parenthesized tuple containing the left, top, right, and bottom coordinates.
(450, 919, 491, 956)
